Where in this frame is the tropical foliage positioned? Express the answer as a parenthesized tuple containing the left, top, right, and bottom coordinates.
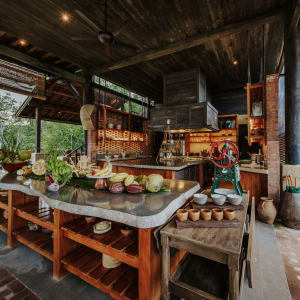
(0, 93, 84, 155)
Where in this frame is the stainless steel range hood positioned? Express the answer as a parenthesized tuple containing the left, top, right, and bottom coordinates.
(149, 68, 219, 132)
(149, 102, 218, 132)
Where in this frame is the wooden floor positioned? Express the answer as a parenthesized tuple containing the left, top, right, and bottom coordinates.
(243, 220, 291, 300)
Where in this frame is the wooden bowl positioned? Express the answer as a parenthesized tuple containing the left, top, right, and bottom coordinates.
(2, 161, 29, 172)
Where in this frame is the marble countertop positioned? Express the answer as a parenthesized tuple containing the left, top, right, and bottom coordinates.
(0, 172, 200, 228)
(110, 157, 210, 171)
(239, 166, 268, 174)
(96, 154, 152, 162)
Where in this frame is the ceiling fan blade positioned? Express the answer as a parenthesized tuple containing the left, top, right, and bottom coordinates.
(75, 9, 101, 32)
(104, 43, 111, 57)
(71, 37, 96, 41)
(112, 22, 129, 37)
(112, 40, 138, 50)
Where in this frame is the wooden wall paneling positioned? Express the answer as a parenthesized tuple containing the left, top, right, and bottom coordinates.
(53, 209, 79, 279)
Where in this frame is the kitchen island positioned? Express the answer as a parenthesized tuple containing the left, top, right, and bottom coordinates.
(0, 172, 199, 300)
(98, 157, 210, 186)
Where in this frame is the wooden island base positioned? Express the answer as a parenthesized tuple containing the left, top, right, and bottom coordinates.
(1, 190, 185, 300)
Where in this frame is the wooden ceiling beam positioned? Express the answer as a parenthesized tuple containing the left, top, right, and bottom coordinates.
(46, 89, 77, 100)
(29, 103, 80, 115)
(94, 8, 284, 74)
(0, 44, 86, 84)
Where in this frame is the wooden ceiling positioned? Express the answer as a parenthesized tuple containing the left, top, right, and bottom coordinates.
(16, 80, 82, 124)
(0, 0, 288, 102)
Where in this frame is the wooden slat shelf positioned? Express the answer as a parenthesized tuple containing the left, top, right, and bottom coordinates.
(13, 228, 53, 261)
(62, 246, 138, 300)
(62, 218, 139, 269)
(0, 195, 8, 210)
(14, 201, 54, 231)
(0, 211, 8, 234)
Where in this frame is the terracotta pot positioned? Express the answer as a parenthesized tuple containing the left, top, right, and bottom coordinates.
(200, 209, 212, 221)
(279, 192, 300, 229)
(212, 208, 223, 221)
(188, 209, 200, 221)
(224, 208, 235, 221)
(258, 197, 277, 224)
(177, 209, 188, 222)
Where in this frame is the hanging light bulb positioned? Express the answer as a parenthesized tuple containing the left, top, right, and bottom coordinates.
(19, 39, 27, 46)
(61, 12, 70, 22)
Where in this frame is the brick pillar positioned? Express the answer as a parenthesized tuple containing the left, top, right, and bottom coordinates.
(87, 130, 97, 163)
(265, 74, 280, 202)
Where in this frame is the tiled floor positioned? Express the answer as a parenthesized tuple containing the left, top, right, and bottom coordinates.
(0, 266, 39, 300)
(274, 222, 300, 300)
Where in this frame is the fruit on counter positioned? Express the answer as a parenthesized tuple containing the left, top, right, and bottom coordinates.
(108, 173, 128, 183)
(23, 167, 32, 175)
(0, 150, 5, 161)
(109, 182, 125, 193)
(32, 159, 46, 176)
(124, 175, 134, 187)
(136, 175, 147, 186)
(91, 162, 112, 177)
(145, 174, 164, 193)
(126, 184, 143, 194)
(68, 155, 96, 177)
(17, 169, 24, 176)
(46, 151, 72, 184)
(18, 150, 31, 161)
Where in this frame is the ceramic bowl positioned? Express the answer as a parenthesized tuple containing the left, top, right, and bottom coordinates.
(214, 188, 235, 198)
(227, 194, 243, 205)
(211, 194, 226, 205)
(193, 193, 208, 205)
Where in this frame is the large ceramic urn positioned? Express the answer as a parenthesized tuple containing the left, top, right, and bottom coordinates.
(257, 197, 277, 224)
(279, 192, 300, 229)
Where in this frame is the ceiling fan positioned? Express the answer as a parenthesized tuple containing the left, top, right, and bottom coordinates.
(72, 0, 136, 57)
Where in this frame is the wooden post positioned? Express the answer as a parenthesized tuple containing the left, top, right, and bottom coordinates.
(35, 106, 41, 153)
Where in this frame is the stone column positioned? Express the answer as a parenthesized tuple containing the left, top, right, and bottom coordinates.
(285, 23, 300, 164)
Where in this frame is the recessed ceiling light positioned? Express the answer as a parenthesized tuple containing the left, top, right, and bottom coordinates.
(19, 39, 27, 46)
(61, 13, 70, 22)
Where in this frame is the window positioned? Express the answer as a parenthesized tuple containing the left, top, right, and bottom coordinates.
(92, 75, 148, 118)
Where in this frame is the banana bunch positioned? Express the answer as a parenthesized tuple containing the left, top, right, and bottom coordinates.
(108, 172, 128, 183)
(46, 151, 73, 184)
(93, 162, 112, 176)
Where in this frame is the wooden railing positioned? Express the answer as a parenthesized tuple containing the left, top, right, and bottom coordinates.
(65, 143, 86, 164)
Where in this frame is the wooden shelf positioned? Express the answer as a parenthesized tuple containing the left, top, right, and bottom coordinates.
(0, 195, 8, 210)
(62, 246, 138, 300)
(13, 228, 53, 261)
(62, 218, 139, 269)
(14, 201, 54, 231)
(0, 211, 8, 234)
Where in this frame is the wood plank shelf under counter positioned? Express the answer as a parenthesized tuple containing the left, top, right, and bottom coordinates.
(62, 218, 139, 269)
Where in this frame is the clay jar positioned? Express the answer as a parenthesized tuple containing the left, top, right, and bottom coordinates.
(188, 209, 200, 221)
(224, 208, 235, 221)
(177, 209, 188, 222)
(200, 209, 212, 221)
(258, 197, 277, 224)
(212, 208, 223, 221)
